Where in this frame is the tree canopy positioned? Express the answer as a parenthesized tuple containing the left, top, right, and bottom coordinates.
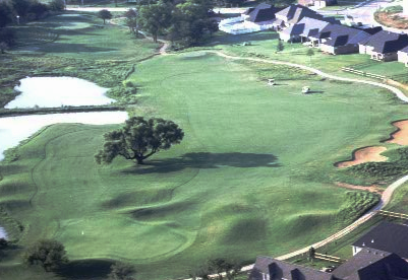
(25, 239, 69, 271)
(95, 117, 184, 165)
(97, 9, 113, 24)
(138, 0, 218, 47)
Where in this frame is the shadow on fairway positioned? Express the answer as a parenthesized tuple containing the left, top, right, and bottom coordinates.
(57, 259, 113, 279)
(122, 152, 280, 174)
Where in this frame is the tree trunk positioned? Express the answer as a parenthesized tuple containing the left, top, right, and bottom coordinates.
(103, 19, 106, 24)
(153, 33, 158, 43)
(136, 157, 144, 164)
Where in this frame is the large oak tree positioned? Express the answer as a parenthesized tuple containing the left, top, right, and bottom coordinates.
(95, 117, 184, 165)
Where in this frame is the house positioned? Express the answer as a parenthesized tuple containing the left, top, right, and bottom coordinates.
(398, 46, 408, 66)
(218, 3, 284, 35)
(243, 3, 283, 23)
(275, 4, 324, 27)
(249, 256, 333, 280)
(333, 248, 408, 280)
(359, 31, 408, 61)
(250, 248, 408, 280)
(352, 222, 408, 259)
(278, 17, 332, 43)
(318, 25, 371, 54)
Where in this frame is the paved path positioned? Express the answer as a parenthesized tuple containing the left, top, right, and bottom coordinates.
(208, 51, 408, 103)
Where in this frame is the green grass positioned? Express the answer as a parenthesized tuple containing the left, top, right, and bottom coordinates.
(1, 53, 408, 280)
(0, 12, 159, 107)
(12, 12, 159, 60)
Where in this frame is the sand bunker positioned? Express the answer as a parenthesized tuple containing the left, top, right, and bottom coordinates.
(336, 146, 388, 168)
(386, 120, 408, 145)
(335, 182, 383, 194)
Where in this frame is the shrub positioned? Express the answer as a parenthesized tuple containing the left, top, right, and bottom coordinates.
(48, 0, 64, 11)
(25, 239, 68, 271)
(108, 262, 135, 280)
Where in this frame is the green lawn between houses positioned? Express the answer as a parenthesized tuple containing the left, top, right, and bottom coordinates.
(1, 51, 408, 280)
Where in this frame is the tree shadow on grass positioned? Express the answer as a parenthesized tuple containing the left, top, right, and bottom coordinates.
(122, 152, 280, 174)
(57, 259, 113, 279)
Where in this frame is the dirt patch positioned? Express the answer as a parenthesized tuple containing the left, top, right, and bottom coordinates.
(386, 120, 408, 145)
(335, 182, 383, 194)
(336, 146, 388, 168)
(375, 11, 408, 29)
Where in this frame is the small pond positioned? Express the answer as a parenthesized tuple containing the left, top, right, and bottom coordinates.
(5, 77, 114, 109)
(0, 111, 128, 161)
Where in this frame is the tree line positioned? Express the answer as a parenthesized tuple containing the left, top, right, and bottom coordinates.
(0, 0, 65, 53)
(114, 0, 218, 49)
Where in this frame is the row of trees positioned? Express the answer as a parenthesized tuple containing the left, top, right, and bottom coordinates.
(0, 0, 64, 28)
(22, 239, 244, 280)
(0, 0, 64, 53)
(23, 239, 136, 279)
(126, 0, 218, 48)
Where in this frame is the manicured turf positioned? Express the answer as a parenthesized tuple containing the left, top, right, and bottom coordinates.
(203, 31, 373, 74)
(1, 53, 408, 280)
(13, 12, 159, 60)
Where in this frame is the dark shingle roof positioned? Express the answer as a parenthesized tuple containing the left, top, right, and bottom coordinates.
(247, 7, 283, 22)
(297, 17, 331, 37)
(359, 30, 408, 53)
(245, 3, 283, 23)
(319, 24, 369, 47)
(333, 248, 408, 280)
(276, 4, 322, 23)
(250, 256, 333, 280)
(352, 222, 408, 258)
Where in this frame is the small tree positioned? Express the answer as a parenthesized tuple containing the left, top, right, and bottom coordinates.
(25, 239, 68, 271)
(108, 262, 135, 280)
(124, 9, 138, 36)
(0, 42, 8, 54)
(95, 117, 184, 165)
(276, 40, 284, 53)
(306, 48, 314, 63)
(308, 246, 315, 261)
(207, 259, 243, 280)
(97, 9, 112, 25)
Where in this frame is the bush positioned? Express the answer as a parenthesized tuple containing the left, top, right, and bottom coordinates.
(0, 28, 15, 46)
(108, 262, 135, 280)
(48, 0, 65, 11)
(25, 239, 68, 271)
(28, 1, 49, 19)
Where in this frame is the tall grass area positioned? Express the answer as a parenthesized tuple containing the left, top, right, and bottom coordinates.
(339, 146, 408, 185)
(1, 53, 408, 280)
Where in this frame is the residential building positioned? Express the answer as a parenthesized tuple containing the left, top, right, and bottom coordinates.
(318, 25, 371, 54)
(359, 31, 408, 61)
(275, 4, 324, 27)
(250, 248, 408, 280)
(352, 222, 408, 259)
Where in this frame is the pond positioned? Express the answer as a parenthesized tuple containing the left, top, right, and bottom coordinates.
(0, 111, 128, 161)
(5, 77, 114, 109)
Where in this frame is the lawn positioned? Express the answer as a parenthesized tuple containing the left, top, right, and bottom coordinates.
(202, 31, 373, 76)
(0, 12, 159, 107)
(12, 12, 159, 60)
(1, 53, 408, 280)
